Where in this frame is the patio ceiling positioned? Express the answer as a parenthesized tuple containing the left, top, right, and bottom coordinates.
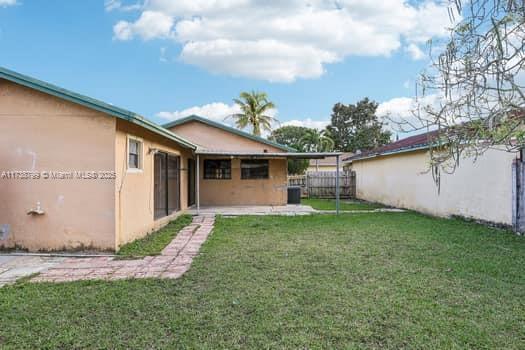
(194, 150, 343, 159)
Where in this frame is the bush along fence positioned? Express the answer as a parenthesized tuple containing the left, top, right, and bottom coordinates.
(288, 171, 356, 198)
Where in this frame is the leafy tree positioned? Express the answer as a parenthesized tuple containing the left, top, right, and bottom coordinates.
(270, 125, 311, 174)
(228, 91, 278, 136)
(326, 98, 392, 152)
(270, 125, 311, 149)
(299, 129, 335, 152)
(395, 0, 525, 176)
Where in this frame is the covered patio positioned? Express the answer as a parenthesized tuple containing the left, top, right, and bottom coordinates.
(192, 151, 344, 215)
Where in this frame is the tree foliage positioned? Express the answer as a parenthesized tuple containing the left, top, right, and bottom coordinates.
(326, 98, 392, 152)
(270, 125, 311, 174)
(271, 125, 311, 149)
(394, 0, 525, 177)
(299, 129, 335, 152)
(228, 91, 279, 136)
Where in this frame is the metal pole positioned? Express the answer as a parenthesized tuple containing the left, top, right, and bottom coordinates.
(336, 155, 340, 215)
(196, 154, 200, 215)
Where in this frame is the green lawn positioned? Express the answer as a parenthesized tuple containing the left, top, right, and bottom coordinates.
(1, 213, 525, 349)
(302, 198, 385, 210)
(116, 214, 192, 258)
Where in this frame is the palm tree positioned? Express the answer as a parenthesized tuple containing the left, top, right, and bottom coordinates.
(300, 129, 335, 171)
(227, 91, 278, 136)
(299, 129, 335, 153)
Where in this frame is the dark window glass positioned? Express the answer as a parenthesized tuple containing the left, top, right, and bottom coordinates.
(241, 160, 269, 179)
(204, 159, 231, 179)
(129, 139, 141, 169)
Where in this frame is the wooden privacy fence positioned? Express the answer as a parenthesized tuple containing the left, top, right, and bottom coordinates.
(288, 171, 356, 198)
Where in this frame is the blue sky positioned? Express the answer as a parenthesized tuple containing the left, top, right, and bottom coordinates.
(0, 0, 451, 132)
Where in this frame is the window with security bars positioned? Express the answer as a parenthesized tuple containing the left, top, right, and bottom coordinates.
(241, 159, 269, 179)
(204, 159, 231, 179)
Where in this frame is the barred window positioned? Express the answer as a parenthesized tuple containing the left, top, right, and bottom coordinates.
(204, 159, 231, 179)
(241, 160, 269, 179)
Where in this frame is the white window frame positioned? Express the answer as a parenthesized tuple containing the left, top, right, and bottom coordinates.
(127, 135, 144, 173)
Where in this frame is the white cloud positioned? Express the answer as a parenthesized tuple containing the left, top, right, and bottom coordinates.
(282, 118, 330, 130)
(157, 101, 280, 123)
(377, 97, 416, 121)
(406, 43, 426, 60)
(180, 39, 336, 82)
(0, 0, 17, 7)
(157, 101, 281, 136)
(110, 0, 455, 82)
(104, 0, 142, 12)
(157, 102, 243, 125)
(377, 94, 442, 132)
(113, 11, 174, 41)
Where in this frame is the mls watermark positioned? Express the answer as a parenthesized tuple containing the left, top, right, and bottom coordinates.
(0, 171, 116, 180)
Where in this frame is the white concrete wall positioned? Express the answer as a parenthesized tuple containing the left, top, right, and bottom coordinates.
(352, 148, 517, 225)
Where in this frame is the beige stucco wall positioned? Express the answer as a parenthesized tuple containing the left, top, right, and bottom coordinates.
(168, 120, 289, 206)
(168, 120, 284, 152)
(115, 119, 192, 248)
(0, 79, 116, 251)
(352, 148, 516, 225)
(307, 165, 337, 172)
(199, 157, 287, 206)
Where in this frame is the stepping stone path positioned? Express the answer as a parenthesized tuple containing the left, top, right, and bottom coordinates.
(31, 215, 215, 283)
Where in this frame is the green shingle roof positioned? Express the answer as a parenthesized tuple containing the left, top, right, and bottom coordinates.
(0, 66, 197, 150)
(163, 115, 294, 152)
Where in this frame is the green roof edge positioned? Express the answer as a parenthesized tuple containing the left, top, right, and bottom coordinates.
(162, 115, 296, 152)
(0, 66, 197, 150)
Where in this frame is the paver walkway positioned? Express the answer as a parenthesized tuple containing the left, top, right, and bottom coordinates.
(31, 215, 215, 283)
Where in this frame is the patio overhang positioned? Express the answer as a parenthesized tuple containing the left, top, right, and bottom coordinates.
(194, 150, 343, 159)
(193, 150, 344, 215)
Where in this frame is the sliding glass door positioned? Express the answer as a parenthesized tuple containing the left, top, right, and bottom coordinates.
(154, 152, 180, 219)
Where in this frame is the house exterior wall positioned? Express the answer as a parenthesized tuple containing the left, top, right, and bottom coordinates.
(352, 148, 516, 225)
(0, 79, 116, 251)
(115, 119, 192, 248)
(307, 165, 337, 172)
(168, 121, 284, 152)
(199, 157, 288, 206)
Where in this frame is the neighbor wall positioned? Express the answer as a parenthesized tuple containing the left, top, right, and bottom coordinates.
(352, 148, 516, 225)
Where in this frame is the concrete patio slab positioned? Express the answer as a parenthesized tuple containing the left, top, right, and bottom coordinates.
(187, 205, 316, 216)
(187, 205, 405, 216)
(0, 255, 65, 287)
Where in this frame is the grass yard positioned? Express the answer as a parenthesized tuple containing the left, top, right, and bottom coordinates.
(1, 213, 525, 349)
(116, 214, 192, 258)
(302, 198, 384, 210)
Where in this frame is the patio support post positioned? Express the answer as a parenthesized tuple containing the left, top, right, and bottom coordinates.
(336, 154, 340, 215)
(196, 154, 200, 215)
